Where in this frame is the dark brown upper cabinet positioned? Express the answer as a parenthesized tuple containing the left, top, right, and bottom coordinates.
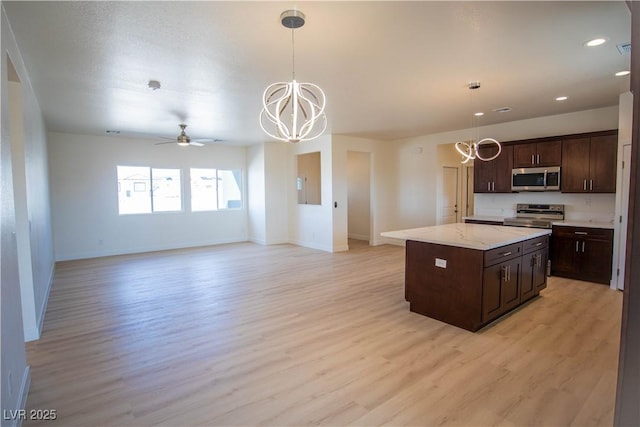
(561, 132, 617, 193)
(513, 140, 562, 168)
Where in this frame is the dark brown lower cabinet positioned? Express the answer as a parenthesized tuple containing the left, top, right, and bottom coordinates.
(550, 226, 613, 285)
(482, 257, 521, 324)
(405, 234, 549, 332)
(521, 242, 549, 301)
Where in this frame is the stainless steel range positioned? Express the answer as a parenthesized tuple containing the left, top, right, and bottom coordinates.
(503, 203, 564, 229)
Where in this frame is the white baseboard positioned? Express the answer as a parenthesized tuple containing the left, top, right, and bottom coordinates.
(289, 239, 333, 253)
(249, 237, 267, 245)
(348, 233, 370, 241)
(55, 237, 250, 261)
(373, 236, 406, 247)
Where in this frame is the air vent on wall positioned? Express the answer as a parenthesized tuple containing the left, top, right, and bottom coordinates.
(617, 42, 631, 55)
(493, 107, 512, 113)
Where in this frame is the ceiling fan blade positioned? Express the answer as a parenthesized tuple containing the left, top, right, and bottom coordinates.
(192, 138, 224, 144)
(190, 141, 204, 147)
(155, 141, 177, 145)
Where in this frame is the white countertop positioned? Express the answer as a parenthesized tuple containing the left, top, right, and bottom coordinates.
(381, 223, 551, 250)
(552, 220, 614, 229)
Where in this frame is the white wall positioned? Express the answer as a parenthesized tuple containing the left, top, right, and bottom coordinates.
(288, 135, 335, 251)
(247, 144, 266, 244)
(613, 91, 634, 289)
(347, 151, 371, 241)
(48, 132, 249, 260)
(263, 142, 289, 244)
(2, 2, 56, 420)
(331, 134, 396, 249)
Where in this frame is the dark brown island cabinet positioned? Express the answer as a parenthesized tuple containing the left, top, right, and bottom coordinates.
(405, 234, 550, 332)
(550, 225, 614, 285)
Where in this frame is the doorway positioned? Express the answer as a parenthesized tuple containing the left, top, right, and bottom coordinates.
(347, 151, 371, 244)
(616, 144, 632, 290)
(465, 165, 474, 217)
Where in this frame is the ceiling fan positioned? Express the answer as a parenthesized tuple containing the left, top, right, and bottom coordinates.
(155, 124, 221, 147)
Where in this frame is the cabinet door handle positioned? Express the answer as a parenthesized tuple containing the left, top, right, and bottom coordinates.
(538, 254, 542, 268)
(575, 241, 579, 252)
(488, 182, 491, 192)
(582, 241, 586, 253)
(583, 180, 587, 191)
(492, 182, 495, 192)
(537, 154, 540, 164)
(534, 242, 543, 246)
(590, 179, 593, 191)
(574, 231, 588, 235)
(502, 251, 512, 257)
(507, 265, 511, 282)
(502, 266, 508, 282)
(531, 154, 535, 165)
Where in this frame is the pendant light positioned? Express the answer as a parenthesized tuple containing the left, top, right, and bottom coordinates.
(259, 10, 327, 143)
(454, 82, 501, 164)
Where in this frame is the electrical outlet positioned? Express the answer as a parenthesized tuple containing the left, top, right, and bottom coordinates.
(435, 258, 447, 268)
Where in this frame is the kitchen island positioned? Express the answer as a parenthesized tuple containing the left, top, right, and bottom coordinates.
(382, 223, 552, 331)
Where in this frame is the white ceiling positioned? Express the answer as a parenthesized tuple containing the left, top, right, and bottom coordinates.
(3, 1, 631, 145)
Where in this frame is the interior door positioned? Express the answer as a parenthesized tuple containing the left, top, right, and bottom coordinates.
(440, 166, 459, 224)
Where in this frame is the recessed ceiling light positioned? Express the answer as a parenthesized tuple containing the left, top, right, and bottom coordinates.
(585, 38, 607, 47)
(556, 96, 568, 101)
(148, 80, 161, 90)
(474, 112, 484, 117)
(615, 70, 630, 77)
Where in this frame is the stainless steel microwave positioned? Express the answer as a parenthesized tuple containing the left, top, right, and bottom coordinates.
(512, 166, 561, 191)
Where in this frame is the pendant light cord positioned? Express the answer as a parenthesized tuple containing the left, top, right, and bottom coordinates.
(291, 28, 296, 80)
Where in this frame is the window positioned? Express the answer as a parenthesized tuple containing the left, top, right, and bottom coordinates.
(151, 168, 182, 212)
(117, 166, 182, 214)
(190, 168, 242, 211)
(118, 166, 151, 214)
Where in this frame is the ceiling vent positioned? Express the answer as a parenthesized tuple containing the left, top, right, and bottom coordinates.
(617, 42, 631, 55)
(493, 107, 512, 113)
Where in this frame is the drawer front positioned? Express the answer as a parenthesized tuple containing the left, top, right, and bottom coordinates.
(522, 235, 549, 254)
(484, 242, 522, 267)
(552, 226, 613, 240)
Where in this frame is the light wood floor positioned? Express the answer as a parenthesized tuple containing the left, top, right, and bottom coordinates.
(25, 240, 622, 426)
